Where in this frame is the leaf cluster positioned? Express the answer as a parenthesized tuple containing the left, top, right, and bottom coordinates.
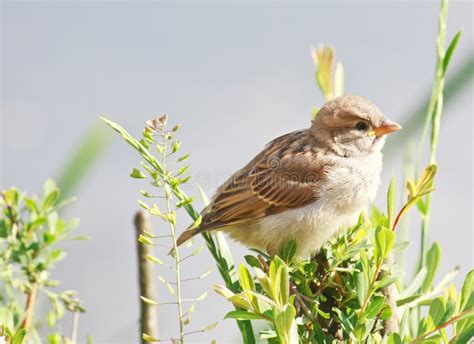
(0, 180, 85, 343)
(213, 165, 473, 343)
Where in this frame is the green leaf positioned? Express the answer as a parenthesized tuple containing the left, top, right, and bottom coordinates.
(364, 296, 385, 319)
(43, 189, 60, 210)
(443, 31, 462, 76)
(279, 264, 289, 305)
(279, 241, 297, 263)
(313, 322, 326, 343)
(30, 217, 47, 232)
(142, 333, 160, 342)
(359, 249, 371, 281)
(140, 296, 158, 305)
(146, 255, 164, 265)
(228, 294, 252, 310)
(460, 270, 474, 311)
(158, 275, 175, 296)
(137, 200, 150, 210)
(375, 227, 395, 262)
(171, 141, 181, 153)
(24, 197, 39, 214)
(332, 307, 354, 334)
(274, 304, 296, 343)
(177, 153, 190, 162)
(224, 311, 264, 321)
(244, 255, 261, 268)
(47, 310, 56, 327)
(177, 165, 189, 176)
(43, 179, 57, 197)
(11, 328, 26, 344)
(202, 322, 218, 332)
(239, 264, 258, 312)
(392, 240, 411, 252)
(130, 168, 146, 179)
(0, 219, 8, 238)
(213, 285, 235, 299)
(356, 272, 369, 307)
(311, 107, 320, 120)
(3, 188, 19, 208)
(380, 305, 393, 321)
(421, 242, 442, 292)
(176, 196, 194, 208)
(456, 324, 474, 344)
(429, 297, 446, 327)
(387, 333, 403, 344)
(138, 235, 153, 245)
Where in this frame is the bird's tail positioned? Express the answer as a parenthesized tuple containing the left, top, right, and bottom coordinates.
(176, 227, 198, 247)
(168, 226, 199, 256)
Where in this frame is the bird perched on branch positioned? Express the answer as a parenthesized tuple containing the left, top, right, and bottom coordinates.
(177, 95, 401, 257)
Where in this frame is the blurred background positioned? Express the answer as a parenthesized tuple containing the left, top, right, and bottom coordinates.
(1, 1, 472, 343)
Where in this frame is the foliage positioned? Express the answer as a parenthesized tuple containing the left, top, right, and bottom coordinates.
(310, 45, 344, 117)
(102, 115, 254, 343)
(215, 167, 474, 342)
(211, 1, 473, 343)
(129, 115, 217, 342)
(0, 180, 85, 343)
(103, 0, 474, 343)
(415, 0, 461, 274)
(57, 121, 112, 199)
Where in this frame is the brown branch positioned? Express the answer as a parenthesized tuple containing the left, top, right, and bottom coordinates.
(134, 211, 158, 343)
(290, 281, 316, 323)
(360, 263, 382, 313)
(392, 203, 409, 231)
(411, 307, 474, 343)
(20, 283, 38, 329)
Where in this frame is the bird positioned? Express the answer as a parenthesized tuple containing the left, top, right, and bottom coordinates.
(176, 95, 401, 258)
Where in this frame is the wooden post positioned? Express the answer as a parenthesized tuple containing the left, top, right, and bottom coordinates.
(134, 211, 158, 343)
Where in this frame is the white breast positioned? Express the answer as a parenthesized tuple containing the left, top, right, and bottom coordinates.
(226, 151, 383, 257)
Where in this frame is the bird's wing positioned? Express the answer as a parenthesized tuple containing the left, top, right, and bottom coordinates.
(197, 130, 329, 232)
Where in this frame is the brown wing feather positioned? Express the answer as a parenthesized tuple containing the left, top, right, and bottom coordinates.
(196, 130, 329, 233)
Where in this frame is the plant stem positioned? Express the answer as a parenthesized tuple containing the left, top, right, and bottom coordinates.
(416, 0, 448, 273)
(20, 283, 38, 329)
(134, 211, 158, 343)
(360, 263, 382, 314)
(162, 138, 185, 343)
(102, 117, 256, 344)
(410, 307, 474, 343)
(383, 52, 474, 159)
(71, 311, 79, 344)
(392, 203, 408, 231)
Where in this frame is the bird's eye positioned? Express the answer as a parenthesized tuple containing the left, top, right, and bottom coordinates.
(355, 122, 368, 131)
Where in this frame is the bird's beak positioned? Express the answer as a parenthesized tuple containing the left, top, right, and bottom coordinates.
(369, 119, 402, 137)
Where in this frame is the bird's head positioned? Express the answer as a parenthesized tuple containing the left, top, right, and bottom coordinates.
(310, 95, 401, 157)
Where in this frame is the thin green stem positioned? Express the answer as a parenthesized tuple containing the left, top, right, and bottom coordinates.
(360, 261, 382, 314)
(416, 0, 448, 273)
(162, 138, 185, 343)
(102, 117, 257, 344)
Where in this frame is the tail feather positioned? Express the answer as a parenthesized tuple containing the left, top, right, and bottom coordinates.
(176, 227, 198, 247)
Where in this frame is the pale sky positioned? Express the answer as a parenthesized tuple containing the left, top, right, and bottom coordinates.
(1, 1, 473, 342)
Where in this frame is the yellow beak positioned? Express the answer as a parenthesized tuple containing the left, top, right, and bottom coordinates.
(369, 119, 402, 137)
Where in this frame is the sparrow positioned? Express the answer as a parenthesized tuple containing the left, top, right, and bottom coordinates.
(177, 95, 401, 257)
